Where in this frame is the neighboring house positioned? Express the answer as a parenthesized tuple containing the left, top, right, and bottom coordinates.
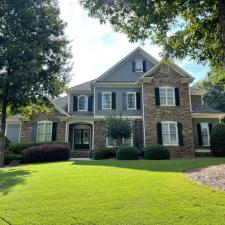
(5, 48, 225, 157)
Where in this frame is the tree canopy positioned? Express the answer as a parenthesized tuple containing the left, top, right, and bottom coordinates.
(81, 0, 225, 83)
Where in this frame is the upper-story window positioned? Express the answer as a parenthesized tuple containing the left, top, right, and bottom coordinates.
(102, 92, 112, 109)
(159, 87, 175, 106)
(37, 121, 52, 142)
(161, 121, 178, 146)
(127, 92, 136, 109)
(135, 60, 143, 72)
(78, 95, 88, 111)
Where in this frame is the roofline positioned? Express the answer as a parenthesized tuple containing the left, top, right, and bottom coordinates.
(94, 47, 159, 83)
(192, 113, 225, 119)
(190, 90, 206, 95)
(50, 99, 70, 117)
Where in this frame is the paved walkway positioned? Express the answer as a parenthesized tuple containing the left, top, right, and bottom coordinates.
(70, 158, 94, 161)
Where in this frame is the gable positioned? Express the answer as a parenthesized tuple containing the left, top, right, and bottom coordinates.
(96, 48, 158, 83)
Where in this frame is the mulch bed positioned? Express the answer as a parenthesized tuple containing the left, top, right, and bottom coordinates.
(186, 164, 225, 191)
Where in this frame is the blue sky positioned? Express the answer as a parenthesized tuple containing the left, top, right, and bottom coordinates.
(58, 0, 209, 87)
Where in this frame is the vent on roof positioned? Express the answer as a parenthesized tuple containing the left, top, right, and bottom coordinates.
(160, 64, 169, 73)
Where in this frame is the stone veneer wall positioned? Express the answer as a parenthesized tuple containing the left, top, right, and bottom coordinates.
(20, 111, 66, 142)
(94, 120, 106, 148)
(143, 67, 195, 158)
(134, 119, 143, 148)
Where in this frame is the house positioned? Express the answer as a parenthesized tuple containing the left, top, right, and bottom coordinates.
(5, 48, 225, 157)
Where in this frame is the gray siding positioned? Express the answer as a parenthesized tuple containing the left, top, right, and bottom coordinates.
(6, 123, 20, 143)
(98, 52, 155, 82)
(95, 87, 142, 116)
(191, 95, 202, 105)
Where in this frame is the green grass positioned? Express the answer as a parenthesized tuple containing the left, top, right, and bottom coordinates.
(1, 158, 225, 225)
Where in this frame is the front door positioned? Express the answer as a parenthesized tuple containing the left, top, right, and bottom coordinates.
(74, 129, 90, 149)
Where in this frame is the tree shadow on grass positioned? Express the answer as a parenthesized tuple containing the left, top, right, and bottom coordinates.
(0, 168, 32, 195)
(72, 158, 225, 173)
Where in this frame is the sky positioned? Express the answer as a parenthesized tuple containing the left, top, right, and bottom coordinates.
(58, 0, 210, 87)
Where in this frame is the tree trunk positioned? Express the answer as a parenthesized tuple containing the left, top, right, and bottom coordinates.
(0, 95, 8, 167)
(217, 0, 225, 67)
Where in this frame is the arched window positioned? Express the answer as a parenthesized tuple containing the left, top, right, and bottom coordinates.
(78, 95, 88, 111)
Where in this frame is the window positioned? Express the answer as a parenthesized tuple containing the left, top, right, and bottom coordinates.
(201, 123, 210, 146)
(78, 95, 88, 111)
(127, 92, 136, 109)
(160, 64, 169, 73)
(162, 122, 178, 145)
(135, 60, 143, 72)
(37, 121, 52, 142)
(159, 87, 175, 106)
(102, 92, 112, 109)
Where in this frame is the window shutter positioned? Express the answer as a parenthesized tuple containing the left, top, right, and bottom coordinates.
(112, 92, 116, 110)
(122, 93, 127, 110)
(175, 88, 180, 106)
(197, 123, 202, 146)
(88, 95, 93, 111)
(143, 60, 146, 72)
(52, 122, 57, 141)
(155, 87, 160, 106)
(178, 123, 184, 146)
(98, 92, 102, 110)
(157, 122, 162, 144)
(132, 60, 136, 72)
(31, 122, 37, 142)
(73, 96, 78, 111)
(136, 92, 141, 110)
(209, 123, 213, 134)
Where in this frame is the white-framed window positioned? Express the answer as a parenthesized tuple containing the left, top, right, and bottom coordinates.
(127, 92, 136, 110)
(200, 123, 210, 146)
(161, 121, 178, 146)
(159, 87, 175, 106)
(102, 92, 112, 109)
(36, 121, 53, 142)
(135, 60, 143, 72)
(78, 95, 88, 111)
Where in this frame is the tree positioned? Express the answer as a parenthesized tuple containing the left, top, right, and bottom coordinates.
(106, 115, 132, 147)
(0, 0, 71, 166)
(193, 78, 225, 112)
(81, 0, 225, 82)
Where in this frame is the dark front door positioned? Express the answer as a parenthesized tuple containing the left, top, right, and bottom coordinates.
(74, 129, 90, 149)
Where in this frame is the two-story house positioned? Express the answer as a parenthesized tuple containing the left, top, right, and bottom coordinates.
(5, 48, 225, 158)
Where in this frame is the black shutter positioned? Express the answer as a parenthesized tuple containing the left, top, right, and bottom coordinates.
(178, 123, 184, 146)
(112, 92, 116, 110)
(175, 88, 180, 106)
(157, 122, 162, 144)
(209, 123, 213, 134)
(98, 93, 102, 110)
(73, 96, 78, 111)
(143, 60, 146, 72)
(52, 122, 57, 141)
(122, 93, 127, 110)
(88, 95, 93, 111)
(155, 87, 160, 106)
(136, 92, 141, 109)
(132, 60, 136, 72)
(197, 123, 202, 147)
(31, 122, 37, 142)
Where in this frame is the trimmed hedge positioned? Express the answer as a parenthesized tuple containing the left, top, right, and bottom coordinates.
(144, 144, 170, 160)
(7, 141, 67, 154)
(23, 144, 70, 163)
(4, 154, 23, 165)
(211, 124, 225, 157)
(93, 147, 117, 160)
(116, 146, 139, 160)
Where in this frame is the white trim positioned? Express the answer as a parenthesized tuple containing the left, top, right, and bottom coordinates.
(68, 93, 70, 113)
(135, 59, 143, 72)
(201, 95, 204, 106)
(94, 87, 96, 117)
(200, 123, 210, 147)
(192, 113, 225, 119)
(159, 86, 176, 106)
(50, 99, 70, 117)
(36, 121, 53, 142)
(78, 95, 88, 111)
(126, 92, 137, 110)
(94, 115, 143, 119)
(188, 85, 193, 112)
(5, 122, 21, 143)
(142, 83, 146, 147)
(65, 120, 68, 142)
(161, 121, 179, 146)
(102, 91, 112, 110)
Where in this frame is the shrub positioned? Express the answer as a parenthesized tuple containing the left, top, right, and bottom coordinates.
(4, 136, 11, 148)
(93, 147, 117, 160)
(144, 144, 170, 160)
(23, 144, 70, 163)
(7, 141, 67, 154)
(4, 154, 23, 165)
(116, 146, 139, 160)
(211, 124, 225, 157)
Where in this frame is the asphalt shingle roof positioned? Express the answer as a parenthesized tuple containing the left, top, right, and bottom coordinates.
(192, 103, 224, 114)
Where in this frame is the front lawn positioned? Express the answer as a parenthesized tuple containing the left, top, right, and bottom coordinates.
(1, 158, 225, 225)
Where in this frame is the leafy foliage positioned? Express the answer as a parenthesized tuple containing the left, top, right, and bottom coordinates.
(210, 124, 225, 157)
(4, 153, 23, 165)
(144, 144, 170, 160)
(93, 147, 117, 160)
(116, 146, 139, 160)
